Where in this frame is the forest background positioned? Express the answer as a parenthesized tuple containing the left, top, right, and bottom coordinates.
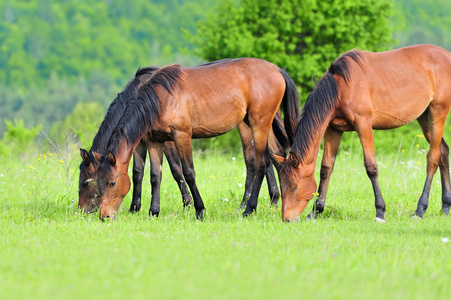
(1, 0, 450, 157)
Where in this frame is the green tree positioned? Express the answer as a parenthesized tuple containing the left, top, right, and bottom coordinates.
(192, 0, 393, 96)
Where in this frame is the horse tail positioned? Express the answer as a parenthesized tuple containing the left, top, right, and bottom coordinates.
(279, 69, 301, 146)
(270, 110, 289, 156)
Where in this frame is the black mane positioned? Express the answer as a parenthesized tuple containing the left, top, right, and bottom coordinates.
(291, 51, 364, 163)
(103, 65, 184, 163)
(89, 66, 158, 155)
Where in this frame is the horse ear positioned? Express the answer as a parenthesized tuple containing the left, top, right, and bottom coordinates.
(92, 151, 101, 163)
(108, 151, 116, 166)
(271, 154, 287, 165)
(80, 148, 90, 165)
(289, 152, 300, 169)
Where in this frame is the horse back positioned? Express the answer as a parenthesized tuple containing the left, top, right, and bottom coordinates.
(335, 45, 451, 130)
(156, 58, 285, 138)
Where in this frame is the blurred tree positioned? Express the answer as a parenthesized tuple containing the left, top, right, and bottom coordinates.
(192, 0, 393, 96)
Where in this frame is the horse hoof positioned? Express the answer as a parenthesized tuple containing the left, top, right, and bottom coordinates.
(196, 210, 204, 221)
(242, 209, 255, 217)
(374, 217, 385, 223)
(412, 214, 423, 220)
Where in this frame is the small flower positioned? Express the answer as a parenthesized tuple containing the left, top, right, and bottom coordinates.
(232, 157, 236, 161)
(58, 160, 64, 164)
(210, 175, 216, 179)
(29, 166, 33, 169)
(416, 144, 419, 148)
(222, 198, 229, 202)
(442, 237, 449, 243)
(402, 149, 405, 152)
(49, 153, 53, 156)
(238, 183, 242, 188)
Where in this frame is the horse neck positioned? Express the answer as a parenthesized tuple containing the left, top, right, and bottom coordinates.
(115, 138, 140, 168)
(298, 116, 334, 177)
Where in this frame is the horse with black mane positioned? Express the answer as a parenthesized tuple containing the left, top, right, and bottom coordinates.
(78, 67, 192, 214)
(96, 58, 300, 220)
(273, 44, 451, 222)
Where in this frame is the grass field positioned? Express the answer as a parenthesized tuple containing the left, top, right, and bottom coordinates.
(1, 136, 451, 299)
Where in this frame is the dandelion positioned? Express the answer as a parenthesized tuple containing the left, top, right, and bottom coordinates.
(416, 144, 420, 148)
(38, 158, 41, 161)
(70, 169, 74, 172)
(58, 160, 64, 164)
(210, 175, 216, 179)
(29, 166, 33, 169)
(402, 149, 405, 152)
(49, 153, 53, 156)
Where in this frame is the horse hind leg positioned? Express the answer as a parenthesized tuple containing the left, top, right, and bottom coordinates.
(415, 112, 451, 217)
(163, 141, 192, 208)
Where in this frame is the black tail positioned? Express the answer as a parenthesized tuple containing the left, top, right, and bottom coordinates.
(271, 110, 289, 156)
(279, 69, 301, 147)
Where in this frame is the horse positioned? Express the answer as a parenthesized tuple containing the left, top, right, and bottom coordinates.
(96, 58, 300, 221)
(78, 67, 192, 214)
(273, 44, 451, 222)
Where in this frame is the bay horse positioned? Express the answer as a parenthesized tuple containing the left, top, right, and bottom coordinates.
(273, 44, 451, 222)
(78, 67, 192, 214)
(96, 58, 300, 221)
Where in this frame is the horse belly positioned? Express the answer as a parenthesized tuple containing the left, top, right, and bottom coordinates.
(371, 96, 432, 129)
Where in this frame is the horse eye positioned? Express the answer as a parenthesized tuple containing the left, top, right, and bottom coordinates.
(81, 182, 89, 188)
(109, 182, 116, 187)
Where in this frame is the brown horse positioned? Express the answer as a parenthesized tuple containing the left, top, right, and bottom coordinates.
(78, 67, 192, 214)
(97, 58, 300, 220)
(273, 44, 451, 222)
(79, 67, 288, 218)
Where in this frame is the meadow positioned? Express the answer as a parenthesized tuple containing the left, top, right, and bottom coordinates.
(1, 133, 450, 299)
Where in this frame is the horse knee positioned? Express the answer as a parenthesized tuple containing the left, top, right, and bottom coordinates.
(365, 164, 378, 179)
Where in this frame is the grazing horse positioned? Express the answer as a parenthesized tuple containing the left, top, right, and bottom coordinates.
(97, 58, 300, 221)
(78, 67, 192, 214)
(273, 44, 451, 222)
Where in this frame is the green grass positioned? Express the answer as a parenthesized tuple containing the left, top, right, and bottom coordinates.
(1, 142, 451, 299)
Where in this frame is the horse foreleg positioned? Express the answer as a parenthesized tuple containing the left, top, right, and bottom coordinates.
(307, 126, 343, 220)
(416, 113, 451, 217)
(238, 126, 255, 208)
(130, 140, 147, 213)
(355, 118, 386, 222)
(147, 141, 164, 217)
(173, 132, 205, 220)
(163, 141, 192, 208)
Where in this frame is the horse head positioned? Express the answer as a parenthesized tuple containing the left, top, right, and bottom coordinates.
(273, 153, 317, 222)
(97, 151, 131, 221)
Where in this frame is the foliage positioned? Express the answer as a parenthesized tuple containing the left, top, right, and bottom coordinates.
(392, 0, 451, 50)
(0, 0, 215, 88)
(192, 0, 394, 95)
(0, 119, 41, 158)
(50, 101, 105, 149)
